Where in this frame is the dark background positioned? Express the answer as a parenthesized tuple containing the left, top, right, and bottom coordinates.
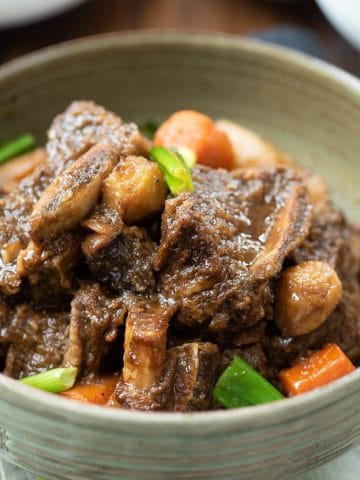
(0, 0, 359, 76)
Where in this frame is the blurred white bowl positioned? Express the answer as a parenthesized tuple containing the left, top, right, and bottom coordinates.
(0, 0, 86, 29)
(316, 0, 360, 50)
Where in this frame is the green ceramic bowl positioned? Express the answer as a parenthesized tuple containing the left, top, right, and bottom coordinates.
(0, 32, 359, 480)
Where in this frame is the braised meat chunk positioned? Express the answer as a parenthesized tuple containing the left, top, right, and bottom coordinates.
(163, 342, 221, 411)
(116, 297, 174, 410)
(84, 224, 157, 294)
(29, 144, 118, 243)
(1, 102, 359, 412)
(63, 283, 126, 378)
(0, 166, 53, 295)
(155, 166, 311, 333)
(17, 232, 83, 306)
(117, 340, 220, 411)
(2, 305, 69, 379)
(0, 101, 146, 298)
(47, 101, 148, 175)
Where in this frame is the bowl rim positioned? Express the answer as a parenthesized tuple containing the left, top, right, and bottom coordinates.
(1, 29, 360, 96)
(1, 364, 360, 430)
(0, 31, 360, 430)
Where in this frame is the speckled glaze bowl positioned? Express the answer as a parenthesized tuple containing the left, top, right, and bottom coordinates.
(0, 33, 359, 480)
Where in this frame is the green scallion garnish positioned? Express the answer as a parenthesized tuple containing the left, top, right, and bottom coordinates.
(0, 133, 36, 164)
(150, 146, 194, 195)
(19, 367, 77, 393)
(176, 147, 197, 168)
(213, 356, 284, 408)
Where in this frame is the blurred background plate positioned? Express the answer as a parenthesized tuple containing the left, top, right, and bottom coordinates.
(316, 0, 360, 50)
(0, 0, 86, 29)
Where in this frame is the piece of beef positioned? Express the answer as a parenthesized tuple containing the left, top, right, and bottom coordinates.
(17, 232, 83, 307)
(14, 144, 118, 303)
(29, 144, 118, 243)
(0, 166, 53, 295)
(116, 341, 220, 411)
(154, 166, 311, 334)
(0, 296, 13, 364)
(121, 297, 174, 393)
(2, 305, 69, 379)
(0, 101, 147, 297)
(164, 342, 221, 411)
(17, 143, 121, 304)
(81, 154, 166, 295)
(63, 283, 126, 378)
(47, 101, 147, 176)
(206, 285, 274, 347)
(84, 224, 157, 294)
(226, 320, 267, 348)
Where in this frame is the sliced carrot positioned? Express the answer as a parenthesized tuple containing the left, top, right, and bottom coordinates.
(153, 110, 235, 170)
(60, 375, 118, 405)
(279, 344, 355, 396)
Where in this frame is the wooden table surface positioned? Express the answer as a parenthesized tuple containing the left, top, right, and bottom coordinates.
(0, 0, 359, 76)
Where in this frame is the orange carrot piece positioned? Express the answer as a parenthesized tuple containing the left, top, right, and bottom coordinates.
(153, 110, 235, 170)
(60, 375, 118, 405)
(279, 344, 355, 396)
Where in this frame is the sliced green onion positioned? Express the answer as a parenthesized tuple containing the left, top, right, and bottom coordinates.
(213, 356, 284, 408)
(176, 147, 197, 168)
(36, 477, 47, 480)
(150, 146, 194, 195)
(19, 367, 77, 393)
(0, 133, 36, 164)
(139, 120, 159, 140)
